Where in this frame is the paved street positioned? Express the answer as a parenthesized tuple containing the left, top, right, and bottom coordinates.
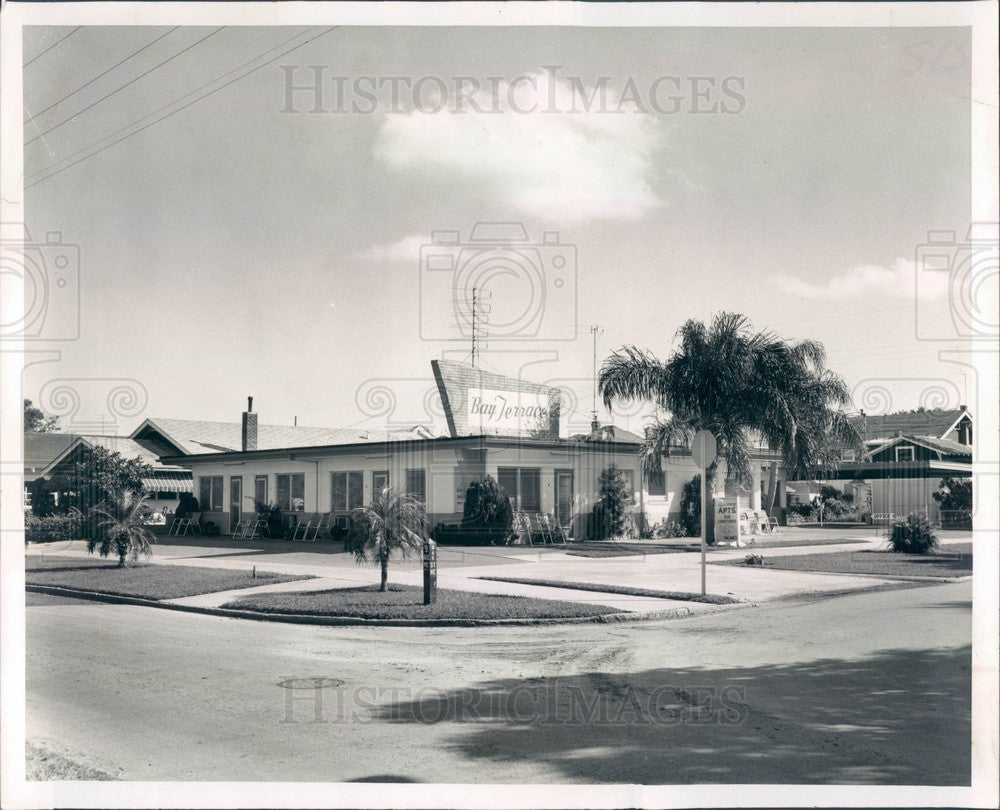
(26, 578, 971, 784)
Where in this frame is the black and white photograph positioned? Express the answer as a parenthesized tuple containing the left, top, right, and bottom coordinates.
(1, 2, 998, 808)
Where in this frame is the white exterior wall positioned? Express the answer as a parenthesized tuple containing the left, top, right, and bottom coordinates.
(869, 477, 943, 524)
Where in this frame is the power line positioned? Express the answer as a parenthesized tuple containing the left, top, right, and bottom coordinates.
(24, 27, 81, 67)
(27, 26, 335, 189)
(27, 27, 225, 146)
(25, 27, 180, 124)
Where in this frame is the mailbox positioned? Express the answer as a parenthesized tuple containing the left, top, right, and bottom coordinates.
(423, 538, 437, 605)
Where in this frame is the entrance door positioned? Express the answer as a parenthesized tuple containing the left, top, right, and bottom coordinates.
(554, 470, 574, 530)
(229, 476, 242, 534)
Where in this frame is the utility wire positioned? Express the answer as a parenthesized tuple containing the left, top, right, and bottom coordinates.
(24, 27, 81, 67)
(25, 27, 180, 124)
(27, 27, 225, 146)
(27, 26, 334, 188)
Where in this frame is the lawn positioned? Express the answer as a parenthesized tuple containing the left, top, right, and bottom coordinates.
(716, 543, 972, 578)
(25, 555, 313, 600)
(477, 576, 741, 605)
(565, 536, 864, 557)
(221, 583, 621, 620)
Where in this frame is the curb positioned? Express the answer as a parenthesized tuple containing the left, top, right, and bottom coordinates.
(25, 584, 751, 628)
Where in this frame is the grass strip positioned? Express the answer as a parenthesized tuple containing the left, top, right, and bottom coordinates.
(25, 555, 313, 600)
(222, 583, 620, 620)
(476, 575, 741, 604)
(716, 543, 972, 578)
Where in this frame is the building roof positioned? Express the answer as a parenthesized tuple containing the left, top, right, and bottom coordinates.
(130, 417, 435, 456)
(851, 408, 970, 441)
(867, 433, 973, 460)
(40, 435, 191, 478)
(23, 432, 76, 475)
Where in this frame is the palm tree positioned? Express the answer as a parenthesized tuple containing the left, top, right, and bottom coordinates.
(347, 486, 427, 591)
(599, 312, 860, 542)
(88, 487, 156, 567)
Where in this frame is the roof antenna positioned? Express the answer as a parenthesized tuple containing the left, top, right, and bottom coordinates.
(294, 415, 298, 426)
(590, 325, 604, 432)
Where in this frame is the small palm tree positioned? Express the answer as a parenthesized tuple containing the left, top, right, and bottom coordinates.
(347, 486, 427, 591)
(89, 487, 155, 567)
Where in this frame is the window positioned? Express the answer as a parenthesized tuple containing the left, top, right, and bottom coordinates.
(621, 469, 636, 503)
(372, 470, 389, 494)
(276, 473, 305, 511)
(254, 475, 268, 504)
(199, 476, 224, 511)
(405, 468, 427, 504)
(646, 468, 666, 496)
(155, 491, 178, 500)
(895, 446, 915, 463)
(497, 467, 541, 512)
(331, 471, 364, 513)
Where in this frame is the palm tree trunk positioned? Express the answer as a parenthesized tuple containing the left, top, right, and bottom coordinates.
(764, 464, 778, 514)
(380, 557, 388, 591)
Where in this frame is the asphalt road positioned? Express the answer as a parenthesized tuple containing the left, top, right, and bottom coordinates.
(26, 580, 971, 784)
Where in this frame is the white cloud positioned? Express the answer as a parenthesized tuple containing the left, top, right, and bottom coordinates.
(358, 234, 424, 262)
(771, 258, 949, 300)
(373, 72, 664, 223)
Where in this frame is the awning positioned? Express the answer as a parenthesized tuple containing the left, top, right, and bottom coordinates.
(142, 473, 193, 494)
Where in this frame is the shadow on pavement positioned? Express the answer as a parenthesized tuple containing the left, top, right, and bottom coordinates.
(367, 646, 971, 785)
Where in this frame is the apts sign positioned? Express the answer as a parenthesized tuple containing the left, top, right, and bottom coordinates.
(467, 388, 551, 436)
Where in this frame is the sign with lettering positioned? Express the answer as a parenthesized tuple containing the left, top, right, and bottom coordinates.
(715, 497, 744, 545)
(466, 388, 551, 436)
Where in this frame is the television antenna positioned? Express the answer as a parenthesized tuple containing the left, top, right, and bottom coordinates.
(470, 287, 491, 368)
(590, 325, 604, 426)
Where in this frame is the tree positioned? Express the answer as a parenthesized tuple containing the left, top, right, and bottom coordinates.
(678, 475, 701, 537)
(932, 478, 972, 512)
(461, 476, 514, 545)
(599, 312, 860, 543)
(346, 486, 427, 591)
(89, 488, 155, 567)
(24, 399, 59, 432)
(587, 466, 631, 541)
(70, 446, 152, 539)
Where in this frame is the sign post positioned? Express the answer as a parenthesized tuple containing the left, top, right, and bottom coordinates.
(691, 429, 717, 596)
(423, 537, 437, 605)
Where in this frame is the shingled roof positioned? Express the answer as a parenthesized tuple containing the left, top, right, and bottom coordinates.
(850, 408, 970, 441)
(23, 432, 76, 476)
(131, 418, 435, 456)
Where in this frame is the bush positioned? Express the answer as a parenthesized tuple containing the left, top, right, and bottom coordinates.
(932, 478, 972, 512)
(201, 520, 221, 537)
(460, 476, 513, 545)
(252, 500, 286, 539)
(176, 492, 199, 520)
(586, 466, 631, 541)
(678, 476, 701, 538)
(889, 512, 938, 554)
(25, 510, 83, 544)
(649, 517, 687, 538)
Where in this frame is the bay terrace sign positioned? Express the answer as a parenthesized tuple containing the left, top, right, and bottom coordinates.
(432, 359, 560, 439)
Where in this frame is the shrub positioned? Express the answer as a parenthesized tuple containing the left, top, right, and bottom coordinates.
(201, 521, 222, 537)
(25, 509, 83, 544)
(176, 492, 199, 520)
(587, 466, 631, 541)
(932, 477, 972, 512)
(649, 517, 687, 538)
(460, 476, 514, 545)
(889, 512, 938, 554)
(252, 500, 285, 539)
(743, 553, 764, 566)
(678, 476, 701, 538)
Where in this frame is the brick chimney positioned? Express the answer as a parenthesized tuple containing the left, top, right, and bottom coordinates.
(242, 396, 258, 451)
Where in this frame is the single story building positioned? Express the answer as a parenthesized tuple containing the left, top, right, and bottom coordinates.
(160, 360, 786, 538)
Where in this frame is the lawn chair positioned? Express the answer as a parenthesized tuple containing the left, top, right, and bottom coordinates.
(540, 513, 568, 544)
(532, 513, 554, 545)
(291, 513, 316, 541)
(167, 515, 186, 535)
(180, 512, 202, 536)
(305, 512, 330, 541)
(768, 515, 779, 534)
(508, 511, 533, 545)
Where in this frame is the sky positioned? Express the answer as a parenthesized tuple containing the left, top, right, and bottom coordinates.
(19, 24, 978, 437)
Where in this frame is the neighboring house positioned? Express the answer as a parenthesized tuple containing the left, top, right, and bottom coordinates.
(789, 406, 974, 525)
(33, 435, 193, 514)
(23, 432, 76, 509)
